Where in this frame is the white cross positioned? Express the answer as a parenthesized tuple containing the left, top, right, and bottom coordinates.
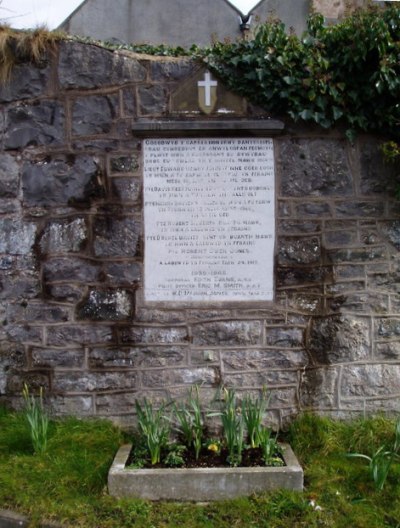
(197, 72, 218, 107)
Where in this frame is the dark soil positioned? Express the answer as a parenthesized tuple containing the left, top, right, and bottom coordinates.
(126, 446, 284, 469)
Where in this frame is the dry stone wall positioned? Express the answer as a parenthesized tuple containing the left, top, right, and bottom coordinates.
(0, 41, 399, 428)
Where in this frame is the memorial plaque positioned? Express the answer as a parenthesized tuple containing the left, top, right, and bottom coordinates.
(143, 138, 275, 302)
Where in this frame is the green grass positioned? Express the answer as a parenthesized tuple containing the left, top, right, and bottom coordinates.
(1, 407, 400, 527)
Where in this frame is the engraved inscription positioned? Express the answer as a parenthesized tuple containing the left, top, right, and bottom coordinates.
(143, 138, 275, 302)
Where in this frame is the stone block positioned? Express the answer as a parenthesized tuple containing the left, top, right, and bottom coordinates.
(134, 308, 185, 324)
(335, 201, 384, 218)
(279, 139, 352, 197)
(138, 85, 168, 115)
(119, 326, 188, 344)
(278, 220, 321, 235)
(309, 315, 370, 364)
(93, 217, 141, 258)
(375, 342, 400, 360)
(22, 155, 103, 207)
(45, 284, 86, 303)
(380, 221, 400, 250)
(375, 318, 400, 339)
(0, 343, 25, 394)
(150, 58, 194, 81)
(295, 202, 332, 217)
(72, 94, 118, 136)
(6, 371, 50, 394)
(0, 61, 51, 102)
(325, 280, 365, 294)
(224, 371, 298, 388)
(368, 272, 400, 293)
(31, 348, 84, 368)
(110, 155, 139, 173)
(47, 325, 114, 346)
(191, 321, 262, 346)
(6, 325, 43, 344)
(7, 302, 70, 324)
(328, 246, 387, 264)
(141, 367, 218, 387)
(103, 262, 142, 286)
(0, 219, 36, 256)
(0, 154, 20, 198)
(286, 293, 323, 314)
(277, 266, 330, 287)
(324, 230, 357, 247)
(89, 346, 187, 368)
(53, 371, 137, 393)
(96, 392, 139, 414)
(278, 237, 321, 265)
(360, 139, 398, 194)
(50, 395, 93, 415)
(5, 100, 65, 150)
(39, 218, 88, 255)
(300, 367, 339, 409)
(221, 349, 308, 371)
(111, 177, 141, 203)
(58, 42, 146, 89)
(265, 327, 304, 348)
(43, 258, 100, 283)
(76, 289, 134, 321)
(341, 364, 400, 398)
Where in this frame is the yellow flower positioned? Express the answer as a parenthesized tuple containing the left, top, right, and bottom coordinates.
(207, 443, 219, 453)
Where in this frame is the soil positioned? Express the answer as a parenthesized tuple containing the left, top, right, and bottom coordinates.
(127, 446, 284, 469)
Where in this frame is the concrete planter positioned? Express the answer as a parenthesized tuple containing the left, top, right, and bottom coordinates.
(108, 443, 303, 501)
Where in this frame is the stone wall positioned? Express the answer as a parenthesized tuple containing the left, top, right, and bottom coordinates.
(0, 41, 399, 428)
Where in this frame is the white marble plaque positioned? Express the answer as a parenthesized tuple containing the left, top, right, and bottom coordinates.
(143, 138, 275, 302)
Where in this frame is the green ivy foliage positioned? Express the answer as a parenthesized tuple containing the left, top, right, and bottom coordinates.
(204, 5, 400, 140)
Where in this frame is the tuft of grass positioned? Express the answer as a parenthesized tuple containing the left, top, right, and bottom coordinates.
(0, 25, 60, 83)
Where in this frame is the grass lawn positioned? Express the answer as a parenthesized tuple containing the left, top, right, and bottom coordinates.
(0, 406, 399, 527)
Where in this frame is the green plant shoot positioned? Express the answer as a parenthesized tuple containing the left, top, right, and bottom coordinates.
(22, 383, 49, 455)
(135, 398, 170, 465)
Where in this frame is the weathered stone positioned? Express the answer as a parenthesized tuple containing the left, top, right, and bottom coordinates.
(224, 371, 298, 387)
(47, 326, 114, 346)
(76, 289, 134, 321)
(278, 200, 291, 217)
(328, 246, 387, 263)
(96, 392, 140, 414)
(119, 326, 188, 344)
(111, 177, 141, 202)
(335, 201, 385, 218)
(277, 267, 330, 287)
(58, 42, 146, 89)
(341, 364, 400, 397)
(7, 372, 50, 393)
(6, 324, 43, 344)
(31, 348, 84, 368)
(45, 284, 85, 302)
(5, 100, 65, 149)
(134, 308, 185, 324)
(278, 220, 321, 235)
(286, 293, 323, 314)
(380, 221, 400, 250)
(329, 292, 389, 314)
(368, 272, 400, 293)
(189, 349, 220, 366)
(7, 302, 70, 324)
(295, 202, 332, 217)
(375, 318, 400, 339)
(222, 349, 308, 371)
(39, 218, 88, 254)
(278, 237, 321, 265)
(185, 310, 234, 322)
(309, 315, 370, 364)
(122, 88, 136, 117)
(324, 230, 357, 247)
(360, 139, 398, 194)
(43, 258, 100, 283)
(0, 343, 25, 394)
(191, 321, 262, 346)
(375, 341, 400, 360)
(138, 85, 168, 115)
(22, 155, 104, 207)
(0, 219, 36, 256)
(300, 367, 339, 408)
(53, 371, 137, 392)
(325, 280, 365, 294)
(150, 58, 194, 81)
(0, 61, 51, 102)
(334, 264, 365, 279)
(265, 327, 304, 348)
(89, 346, 187, 368)
(0, 273, 40, 300)
(279, 139, 352, 197)
(103, 262, 142, 286)
(0, 154, 20, 198)
(110, 155, 139, 173)
(142, 367, 218, 387)
(50, 395, 93, 415)
(93, 217, 141, 258)
(72, 95, 118, 136)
